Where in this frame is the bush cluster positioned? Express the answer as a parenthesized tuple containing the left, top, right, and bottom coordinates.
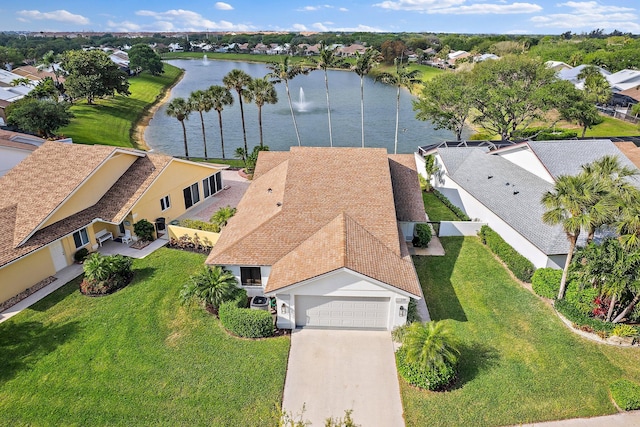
(610, 379, 640, 411)
(413, 224, 433, 248)
(433, 190, 471, 221)
(513, 127, 578, 141)
(531, 268, 562, 298)
(554, 299, 615, 334)
(395, 346, 456, 391)
(80, 254, 133, 296)
(179, 219, 221, 233)
(611, 324, 639, 338)
(168, 234, 215, 254)
(479, 226, 535, 282)
(133, 219, 155, 241)
(219, 302, 273, 338)
(74, 248, 89, 263)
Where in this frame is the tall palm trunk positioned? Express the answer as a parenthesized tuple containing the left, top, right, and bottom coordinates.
(324, 69, 334, 147)
(606, 294, 617, 322)
(238, 96, 248, 155)
(360, 76, 365, 148)
(613, 293, 640, 323)
(394, 85, 401, 155)
(285, 81, 302, 146)
(216, 111, 225, 159)
(558, 236, 577, 300)
(258, 105, 264, 147)
(180, 120, 189, 158)
(198, 110, 208, 158)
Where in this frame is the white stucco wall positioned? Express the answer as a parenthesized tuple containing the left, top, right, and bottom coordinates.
(496, 147, 554, 183)
(439, 221, 486, 237)
(399, 222, 416, 241)
(0, 146, 31, 177)
(224, 264, 271, 298)
(269, 268, 411, 330)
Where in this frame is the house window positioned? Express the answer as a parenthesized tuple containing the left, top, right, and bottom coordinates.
(160, 195, 171, 211)
(73, 228, 89, 248)
(203, 172, 222, 199)
(240, 267, 262, 286)
(183, 183, 200, 209)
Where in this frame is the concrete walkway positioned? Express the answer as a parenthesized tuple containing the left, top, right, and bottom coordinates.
(518, 411, 640, 426)
(180, 169, 249, 222)
(282, 329, 405, 427)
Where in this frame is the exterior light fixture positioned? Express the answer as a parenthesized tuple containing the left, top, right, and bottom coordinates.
(281, 303, 287, 314)
(399, 306, 406, 317)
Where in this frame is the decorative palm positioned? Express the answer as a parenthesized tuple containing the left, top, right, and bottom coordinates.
(40, 50, 61, 86)
(542, 173, 596, 299)
(375, 57, 421, 154)
(267, 56, 311, 147)
(244, 76, 278, 147)
(313, 41, 346, 147)
(179, 266, 239, 316)
(352, 48, 381, 147)
(188, 89, 213, 158)
(208, 85, 234, 159)
(403, 321, 460, 372)
(577, 65, 611, 104)
(210, 205, 237, 228)
(166, 97, 191, 158)
(223, 69, 252, 156)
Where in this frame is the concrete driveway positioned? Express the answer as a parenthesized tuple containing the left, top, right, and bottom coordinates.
(282, 329, 404, 427)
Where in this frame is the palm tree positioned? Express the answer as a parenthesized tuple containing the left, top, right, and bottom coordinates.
(375, 57, 421, 154)
(40, 50, 61, 86)
(208, 85, 234, 159)
(352, 48, 381, 147)
(210, 205, 237, 229)
(166, 97, 191, 158)
(267, 56, 311, 146)
(244, 76, 278, 147)
(223, 69, 252, 156)
(188, 89, 213, 158)
(403, 321, 460, 372)
(313, 42, 345, 147)
(179, 266, 239, 316)
(577, 65, 611, 104)
(541, 173, 596, 300)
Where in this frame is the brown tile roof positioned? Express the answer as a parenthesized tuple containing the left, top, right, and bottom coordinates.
(11, 65, 64, 82)
(207, 147, 422, 297)
(614, 141, 640, 169)
(253, 151, 290, 179)
(0, 142, 174, 268)
(620, 86, 640, 102)
(388, 155, 427, 222)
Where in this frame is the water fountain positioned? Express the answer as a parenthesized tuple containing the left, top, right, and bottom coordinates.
(293, 87, 311, 112)
(202, 54, 209, 65)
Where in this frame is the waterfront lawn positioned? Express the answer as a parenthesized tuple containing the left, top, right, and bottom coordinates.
(405, 237, 640, 427)
(0, 248, 289, 426)
(60, 64, 182, 148)
(422, 191, 460, 222)
(584, 115, 640, 137)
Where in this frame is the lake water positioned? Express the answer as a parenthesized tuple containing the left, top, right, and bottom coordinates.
(145, 59, 469, 157)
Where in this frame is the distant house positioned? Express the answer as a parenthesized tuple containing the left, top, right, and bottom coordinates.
(0, 141, 224, 308)
(475, 53, 500, 62)
(337, 44, 367, 57)
(447, 50, 470, 65)
(168, 43, 184, 53)
(545, 61, 573, 72)
(207, 147, 425, 330)
(557, 64, 610, 90)
(607, 69, 640, 93)
(11, 65, 64, 84)
(417, 139, 639, 269)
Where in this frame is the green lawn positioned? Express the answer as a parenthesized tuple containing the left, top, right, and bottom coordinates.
(422, 191, 459, 222)
(584, 115, 640, 137)
(404, 237, 640, 427)
(0, 248, 289, 426)
(60, 64, 183, 148)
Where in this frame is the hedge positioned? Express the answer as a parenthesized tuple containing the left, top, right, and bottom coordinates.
(610, 379, 640, 411)
(479, 226, 535, 282)
(432, 190, 471, 221)
(395, 346, 456, 391)
(219, 301, 273, 338)
(413, 224, 432, 248)
(531, 268, 562, 299)
(513, 127, 578, 141)
(554, 298, 615, 334)
(179, 219, 220, 233)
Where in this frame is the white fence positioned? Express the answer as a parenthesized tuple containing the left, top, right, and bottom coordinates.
(439, 221, 486, 237)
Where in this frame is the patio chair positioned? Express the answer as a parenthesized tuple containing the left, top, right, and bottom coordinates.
(122, 229, 133, 245)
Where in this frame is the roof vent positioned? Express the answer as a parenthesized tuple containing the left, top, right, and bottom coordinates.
(487, 175, 493, 179)
(276, 202, 282, 207)
(267, 188, 272, 193)
(513, 191, 519, 195)
(505, 182, 510, 186)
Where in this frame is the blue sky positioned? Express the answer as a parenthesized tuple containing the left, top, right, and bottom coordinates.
(1, 1, 638, 34)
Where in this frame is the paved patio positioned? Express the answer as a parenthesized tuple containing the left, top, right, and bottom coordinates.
(179, 169, 249, 222)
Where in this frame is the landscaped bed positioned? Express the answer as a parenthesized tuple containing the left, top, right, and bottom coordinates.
(405, 237, 640, 427)
(0, 248, 289, 426)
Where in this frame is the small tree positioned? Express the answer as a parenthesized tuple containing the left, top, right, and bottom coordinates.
(210, 206, 237, 229)
(128, 44, 164, 75)
(62, 49, 130, 104)
(424, 154, 439, 191)
(133, 219, 155, 242)
(179, 266, 240, 316)
(6, 98, 73, 138)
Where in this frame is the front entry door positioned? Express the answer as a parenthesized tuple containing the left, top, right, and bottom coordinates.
(50, 240, 68, 272)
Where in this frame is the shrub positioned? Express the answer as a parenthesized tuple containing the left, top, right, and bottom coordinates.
(555, 299, 615, 334)
(407, 298, 420, 324)
(168, 234, 215, 254)
(565, 281, 599, 316)
(74, 248, 89, 263)
(392, 324, 411, 343)
(531, 268, 562, 298)
(396, 346, 456, 391)
(413, 224, 433, 248)
(432, 190, 470, 221)
(610, 379, 640, 411)
(80, 253, 133, 296)
(134, 219, 155, 241)
(179, 219, 220, 233)
(479, 226, 535, 282)
(219, 302, 274, 338)
(179, 266, 239, 316)
(210, 206, 237, 229)
(611, 324, 639, 338)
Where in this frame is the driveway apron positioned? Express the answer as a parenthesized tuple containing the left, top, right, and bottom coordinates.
(282, 329, 404, 427)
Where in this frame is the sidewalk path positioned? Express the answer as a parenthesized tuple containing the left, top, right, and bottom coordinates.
(518, 411, 640, 427)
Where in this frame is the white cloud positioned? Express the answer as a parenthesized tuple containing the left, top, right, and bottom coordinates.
(134, 9, 252, 31)
(297, 5, 335, 11)
(373, 0, 541, 14)
(339, 7, 349, 12)
(106, 20, 142, 32)
(531, 1, 640, 31)
(215, 2, 234, 11)
(312, 22, 329, 31)
(16, 9, 90, 25)
(292, 23, 308, 31)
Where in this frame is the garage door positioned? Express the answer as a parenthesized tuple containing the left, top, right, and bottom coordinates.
(295, 296, 389, 329)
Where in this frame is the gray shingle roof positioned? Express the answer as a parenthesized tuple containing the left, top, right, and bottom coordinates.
(438, 148, 570, 255)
